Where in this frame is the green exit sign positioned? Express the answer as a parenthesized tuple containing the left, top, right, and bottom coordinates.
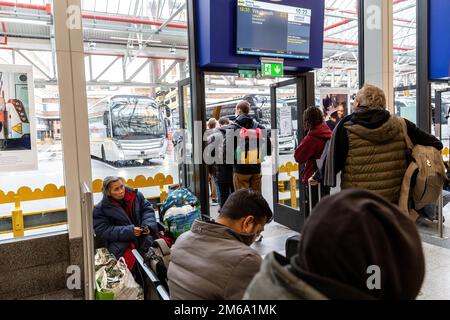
(262, 62, 283, 77)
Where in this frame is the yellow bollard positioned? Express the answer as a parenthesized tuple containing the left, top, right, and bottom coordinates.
(160, 187, 168, 203)
(290, 175, 297, 209)
(12, 196, 24, 238)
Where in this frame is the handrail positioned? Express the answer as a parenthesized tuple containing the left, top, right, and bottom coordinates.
(81, 182, 95, 300)
(132, 249, 170, 301)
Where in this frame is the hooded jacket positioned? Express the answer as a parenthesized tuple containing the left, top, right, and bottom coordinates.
(167, 220, 261, 300)
(245, 189, 425, 300)
(226, 114, 270, 175)
(93, 187, 159, 259)
(294, 122, 332, 184)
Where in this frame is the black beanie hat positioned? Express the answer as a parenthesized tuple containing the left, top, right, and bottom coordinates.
(293, 189, 425, 300)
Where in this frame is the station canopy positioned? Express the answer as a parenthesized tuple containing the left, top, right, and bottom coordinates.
(0, 0, 417, 93)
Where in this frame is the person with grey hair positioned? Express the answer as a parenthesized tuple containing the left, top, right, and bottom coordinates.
(93, 176, 160, 272)
(322, 84, 442, 205)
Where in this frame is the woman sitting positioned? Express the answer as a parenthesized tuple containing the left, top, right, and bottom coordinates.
(93, 176, 160, 272)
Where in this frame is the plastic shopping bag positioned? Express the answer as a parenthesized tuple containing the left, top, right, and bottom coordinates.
(95, 257, 144, 300)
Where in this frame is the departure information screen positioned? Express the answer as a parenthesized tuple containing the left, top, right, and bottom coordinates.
(236, 0, 312, 60)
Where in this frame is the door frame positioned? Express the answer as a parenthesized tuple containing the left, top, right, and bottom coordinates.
(270, 73, 315, 232)
(177, 77, 191, 188)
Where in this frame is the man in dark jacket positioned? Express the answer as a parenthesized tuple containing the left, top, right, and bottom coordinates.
(226, 100, 270, 193)
(207, 117, 235, 208)
(323, 84, 443, 204)
(244, 189, 425, 300)
(168, 189, 273, 300)
(93, 176, 160, 271)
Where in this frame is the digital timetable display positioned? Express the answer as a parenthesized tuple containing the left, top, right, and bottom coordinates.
(236, 0, 312, 60)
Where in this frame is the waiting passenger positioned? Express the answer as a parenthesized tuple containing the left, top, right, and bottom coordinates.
(294, 106, 332, 210)
(226, 100, 269, 193)
(167, 189, 273, 300)
(336, 102, 346, 120)
(93, 176, 160, 272)
(244, 189, 425, 300)
(207, 117, 235, 208)
(207, 118, 218, 205)
(326, 111, 339, 131)
(323, 84, 442, 203)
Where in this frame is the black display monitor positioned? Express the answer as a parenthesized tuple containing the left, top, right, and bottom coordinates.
(236, 0, 312, 60)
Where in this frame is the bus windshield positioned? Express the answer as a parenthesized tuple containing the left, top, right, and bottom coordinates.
(111, 99, 164, 140)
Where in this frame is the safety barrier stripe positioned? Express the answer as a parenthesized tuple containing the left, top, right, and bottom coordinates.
(0, 196, 162, 235)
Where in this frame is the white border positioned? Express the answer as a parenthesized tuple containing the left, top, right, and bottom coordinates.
(0, 64, 37, 172)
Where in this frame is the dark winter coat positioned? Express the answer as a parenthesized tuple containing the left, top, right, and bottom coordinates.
(226, 114, 271, 175)
(93, 187, 159, 259)
(207, 127, 234, 183)
(294, 122, 332, 184)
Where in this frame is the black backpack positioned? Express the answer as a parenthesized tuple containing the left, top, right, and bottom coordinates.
(143, 239, 171, 291)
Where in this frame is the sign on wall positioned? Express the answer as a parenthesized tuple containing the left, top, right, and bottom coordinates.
(319, 88, 352, 120)
(0, 65, 37, 171)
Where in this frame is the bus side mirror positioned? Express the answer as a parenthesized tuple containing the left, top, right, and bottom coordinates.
(103, 111, 109, 126)
(164, 105, 171, 117)
(258, 110, 263, 119)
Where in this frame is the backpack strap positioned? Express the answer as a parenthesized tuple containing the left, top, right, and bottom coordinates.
(398, 117, 417, 219)
(153, 238, 171, 256)
(398, 162, 418, 215)
(399, 117, 414, 150)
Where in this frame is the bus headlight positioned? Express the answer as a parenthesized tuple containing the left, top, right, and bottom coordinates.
(114, 140, 122, 149)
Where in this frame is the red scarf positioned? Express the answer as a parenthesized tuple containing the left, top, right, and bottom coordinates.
(111, 190, 137, 271)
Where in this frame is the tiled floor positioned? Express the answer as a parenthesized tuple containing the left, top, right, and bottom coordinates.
(417, 242, 450, 300)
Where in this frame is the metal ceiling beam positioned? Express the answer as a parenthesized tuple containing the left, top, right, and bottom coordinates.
(16, 49, 52, 80)
(158, 60, 178, 82)
(34, 79, 177, 88)
(93, 56, 121, 81)
(154, 2, 186, 35)
(126, 58, 151, 81)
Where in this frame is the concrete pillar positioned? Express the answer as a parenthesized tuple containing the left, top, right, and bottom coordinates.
(53, 0, 92, 297)
(361, 0, 394, 113)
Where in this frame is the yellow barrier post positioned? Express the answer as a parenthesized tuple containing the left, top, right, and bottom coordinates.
(289, 175, 297, 209)
(160, 188, 168, 203)
(12, 196, 24, 238)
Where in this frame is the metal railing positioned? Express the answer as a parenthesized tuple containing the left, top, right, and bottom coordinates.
(0, 173, 174, 238)
(81, 182, 95, 300)
(132, 249, 170, 300)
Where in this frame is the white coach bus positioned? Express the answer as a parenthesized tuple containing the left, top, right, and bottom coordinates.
(88, 95, 168, 164)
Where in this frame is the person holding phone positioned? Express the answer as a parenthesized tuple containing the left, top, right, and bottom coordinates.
(93, 176, 160, 272)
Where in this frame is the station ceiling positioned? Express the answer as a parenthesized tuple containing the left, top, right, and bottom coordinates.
(0, 0, 417, 91)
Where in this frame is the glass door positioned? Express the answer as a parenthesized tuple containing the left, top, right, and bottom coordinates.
(270, 78, 306, 231)
(177, 78, 195, 189)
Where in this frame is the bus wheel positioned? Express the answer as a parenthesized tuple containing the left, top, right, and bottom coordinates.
(101, 146, 106, 162)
